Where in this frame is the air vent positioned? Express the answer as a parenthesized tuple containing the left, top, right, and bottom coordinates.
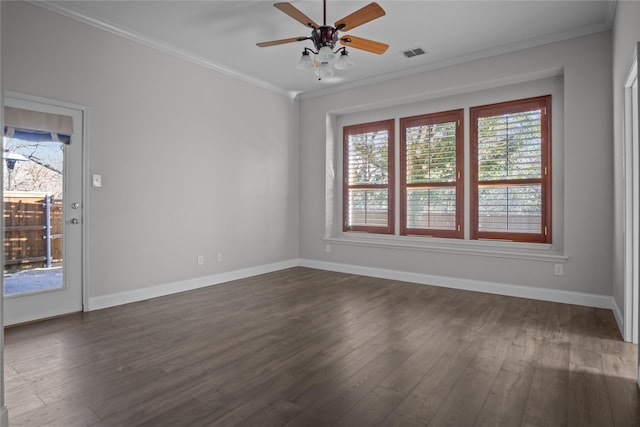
(402, 47, 426, 58)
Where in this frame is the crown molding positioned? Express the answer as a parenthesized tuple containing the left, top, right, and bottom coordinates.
(605, 0, 618, 29)
(27, 1, 300, 100)
(27, 0, 614, 101)
(298, 19, 613, 101)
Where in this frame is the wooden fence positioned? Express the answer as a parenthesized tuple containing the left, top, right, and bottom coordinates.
(4, 192, 62, 273)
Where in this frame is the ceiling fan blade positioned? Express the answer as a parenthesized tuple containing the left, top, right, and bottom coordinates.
(340, 35, 389, 54)
(334, 2, 385, 32)
(257, 37, 309, 48)
(274, 3, 319, 29)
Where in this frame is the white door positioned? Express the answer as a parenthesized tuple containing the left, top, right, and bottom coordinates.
(3, 95, 84, 325)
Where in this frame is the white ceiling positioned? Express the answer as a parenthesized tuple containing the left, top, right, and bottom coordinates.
(36, 1, 616, 98)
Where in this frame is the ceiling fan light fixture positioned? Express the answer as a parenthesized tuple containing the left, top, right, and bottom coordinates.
(257, 1, 388, 82)
(315, 62, 334, 80)
(334, 49, 355, 70)
(317, 46, 336, 62)
(296, 50, 314, 70)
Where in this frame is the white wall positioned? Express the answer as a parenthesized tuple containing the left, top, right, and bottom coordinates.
(612, 1, 640, 334)
(2, 1, 299, 302)
(299, 31, 613, 300)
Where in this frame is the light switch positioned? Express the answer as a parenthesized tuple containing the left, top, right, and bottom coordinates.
(92, 174, 102, 188)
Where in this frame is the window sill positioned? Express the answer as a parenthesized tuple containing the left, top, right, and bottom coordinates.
(323, 234, 568, 263)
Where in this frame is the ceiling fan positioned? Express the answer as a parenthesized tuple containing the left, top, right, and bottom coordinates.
(257, 1, 389, 79)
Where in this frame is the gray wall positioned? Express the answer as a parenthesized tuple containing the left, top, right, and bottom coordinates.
(299, 31, 613, 298)
(2, 1, 299, 300)
(612, 1, 640, 325)
(1, 2, 622, 314)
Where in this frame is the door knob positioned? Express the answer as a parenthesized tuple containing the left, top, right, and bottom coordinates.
(70, 218, 81, 225)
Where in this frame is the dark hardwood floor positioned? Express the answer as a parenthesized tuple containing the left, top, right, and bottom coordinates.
(4, 267, 640, 426)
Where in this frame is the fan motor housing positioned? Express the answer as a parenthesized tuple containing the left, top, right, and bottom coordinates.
(312, 26, 338, 49)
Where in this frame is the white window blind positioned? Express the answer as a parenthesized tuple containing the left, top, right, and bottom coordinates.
(343, 120, 395, 234)
(401, 110, 463, 238)
(4, 107, 73, 143)
(471, 96, 551, 243)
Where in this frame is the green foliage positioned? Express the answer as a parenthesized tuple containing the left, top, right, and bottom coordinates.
(477, 110, 542, 180)
(403, 121, 457, 230)
(347, 130, 389, 185)
(346, 129, 390, 227)
(405, 121, 456, 184)
(344, 106, 546, 233)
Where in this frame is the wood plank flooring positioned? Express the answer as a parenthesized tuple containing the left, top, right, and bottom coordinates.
(4, 267, 640, 426)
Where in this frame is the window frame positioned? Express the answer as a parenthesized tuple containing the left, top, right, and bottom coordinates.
(342, 119, 395, 234)
(470, 95, 552, 243)
(400, 109, 464, 238)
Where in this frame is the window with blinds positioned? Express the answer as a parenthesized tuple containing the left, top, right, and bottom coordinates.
(400, 110, 463, 238)
(343, 120, 395, 234)
(470, 96, 551, 243)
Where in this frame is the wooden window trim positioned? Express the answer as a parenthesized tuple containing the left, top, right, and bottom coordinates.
(470, 95, 552, 243)
(343, 119, 395, 234)
(400, 109, 464, 238)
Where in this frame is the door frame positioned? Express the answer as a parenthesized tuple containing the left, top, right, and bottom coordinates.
(4, 90, 90, 319)
(631, 43, 640, 387)
(623, 51, 639, 344)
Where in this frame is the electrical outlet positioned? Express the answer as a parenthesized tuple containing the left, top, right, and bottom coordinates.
(554, 263, 563, 276)
(197, 255, 204, 266)
(325, 244, 331, 253)
(217, 252, 222, 262)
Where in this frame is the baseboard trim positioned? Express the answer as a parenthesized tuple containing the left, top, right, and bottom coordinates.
(87, 258, 624, 339)
(612, 298, 625, 338)
(87, 259, 298, 311)
(298, 259, 618, 311)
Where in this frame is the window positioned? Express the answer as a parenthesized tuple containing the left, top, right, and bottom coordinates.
(470, 96, 551, 243)
(340, 94, 553, 245)
(343, 120, 395, 234)
(400, 110, 463, 238)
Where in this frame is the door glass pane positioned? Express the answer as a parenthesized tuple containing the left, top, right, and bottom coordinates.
(4, 136, 64, 296)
